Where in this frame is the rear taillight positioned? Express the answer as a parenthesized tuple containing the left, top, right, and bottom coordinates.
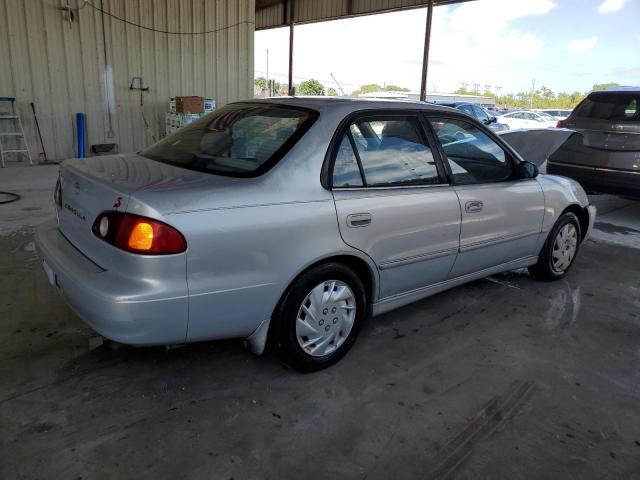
(92, 212, 187, 255)
(556, 120, 565, 128)
(54, 177, 62, 207)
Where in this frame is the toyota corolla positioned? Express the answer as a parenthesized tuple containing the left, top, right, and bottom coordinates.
(36, 98, 596, 371)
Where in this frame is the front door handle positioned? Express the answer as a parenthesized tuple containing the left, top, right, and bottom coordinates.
(465, 201, 483, 213)
(347, 213, 372, 227)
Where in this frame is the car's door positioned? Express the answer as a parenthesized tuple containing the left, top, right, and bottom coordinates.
(330, 112, 461, 299)
(502, 112, 521, 129)
(427, 114, 545, 277)
(522, 112, 540, 128)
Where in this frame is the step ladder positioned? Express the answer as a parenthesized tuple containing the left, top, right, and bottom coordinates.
(0, 97, 32, 167)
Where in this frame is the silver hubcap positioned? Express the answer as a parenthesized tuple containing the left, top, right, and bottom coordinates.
(296, 280, 356, 357)
(552, 224, 578, 273)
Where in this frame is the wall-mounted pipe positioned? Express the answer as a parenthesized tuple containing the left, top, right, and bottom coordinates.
(76, 113, 86, 158)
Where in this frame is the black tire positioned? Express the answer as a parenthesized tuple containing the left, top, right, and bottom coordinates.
(529, 212, 581, 281)
(272, 263, 367, 372)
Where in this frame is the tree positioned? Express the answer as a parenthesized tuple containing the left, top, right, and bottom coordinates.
(298, 79, 325, 96)
(254, 76, 267, 90)
(591, 82, 619, 92)
(326, 87, 338, 96)
(454, 87, 473, 95)
(385, 85, 410, 92)
(351, 83, 383, 96)
(540, 85, 554, 100)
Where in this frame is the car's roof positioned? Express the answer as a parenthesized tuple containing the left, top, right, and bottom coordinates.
(240, 96, 458, 113)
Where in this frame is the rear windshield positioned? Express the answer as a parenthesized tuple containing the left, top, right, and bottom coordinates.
(573, 93, 640, 122)
(141, 103, 318, 177)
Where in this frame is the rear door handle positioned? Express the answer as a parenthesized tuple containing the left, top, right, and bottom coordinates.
(347, 213, 372, 227)
(465, 201, 483, 213)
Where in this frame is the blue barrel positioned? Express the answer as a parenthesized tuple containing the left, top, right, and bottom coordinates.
(76, 113, 85, 158)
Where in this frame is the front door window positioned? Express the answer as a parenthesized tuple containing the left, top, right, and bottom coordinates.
(429, 118, 513, 184)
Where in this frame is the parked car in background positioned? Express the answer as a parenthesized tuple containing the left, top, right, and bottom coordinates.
(435, 102, 509, 131)
(36, 98, 595, 372)
(487, 107, 510, 116)
(498, 110, 557, 129)
(548, 87, 640, 197)
(534, 109, 573, 121)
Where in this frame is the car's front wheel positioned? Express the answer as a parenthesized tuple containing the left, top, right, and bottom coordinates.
(273, 263, 366, 372)
(529, 212, 581, 281)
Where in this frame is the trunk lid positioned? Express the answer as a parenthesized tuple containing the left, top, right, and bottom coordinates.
(563, 119, 640, 152)
(57, 153, 234, 269)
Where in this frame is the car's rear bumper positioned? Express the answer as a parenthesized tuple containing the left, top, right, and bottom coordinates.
(35, 220, 189, 345)
(547, 161, 640, 198)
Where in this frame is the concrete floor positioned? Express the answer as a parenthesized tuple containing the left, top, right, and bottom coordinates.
(1, 165, 639, 479)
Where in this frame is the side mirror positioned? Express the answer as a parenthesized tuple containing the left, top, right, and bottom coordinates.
(489, 116, 497, 123)
(518, 160, 539, 179)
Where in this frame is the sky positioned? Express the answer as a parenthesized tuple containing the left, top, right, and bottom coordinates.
(254, 0, 640, 95)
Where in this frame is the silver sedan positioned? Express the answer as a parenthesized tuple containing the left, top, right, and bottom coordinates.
(36, 98, 596, 371)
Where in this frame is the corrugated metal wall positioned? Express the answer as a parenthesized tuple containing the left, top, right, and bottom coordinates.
(255, 2, 284, 30)
(0, 0, 255, 161)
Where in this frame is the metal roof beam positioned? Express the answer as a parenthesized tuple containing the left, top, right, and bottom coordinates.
(255, 0, 474, 30)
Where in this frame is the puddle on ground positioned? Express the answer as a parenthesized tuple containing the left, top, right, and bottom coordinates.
(595, 222, 640, 236)
(483, 268, 530, 289)
(542, 282, 581, 330)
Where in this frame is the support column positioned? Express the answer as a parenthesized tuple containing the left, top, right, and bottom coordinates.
(288, 0, 295, 96)
(419, 0, 434, 102)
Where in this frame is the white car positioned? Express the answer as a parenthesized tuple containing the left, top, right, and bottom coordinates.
(534, 109, 572, 121)
(498, 110, 557, 129)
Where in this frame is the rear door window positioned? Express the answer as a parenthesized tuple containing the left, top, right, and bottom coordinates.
(141, 103, 317, 177)
(333, 136, 364, 187)
(332, 116, 442, 187)
(573, 93, 640, 121)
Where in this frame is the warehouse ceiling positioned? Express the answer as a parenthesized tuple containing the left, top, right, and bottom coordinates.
(255, 0, 473, 30)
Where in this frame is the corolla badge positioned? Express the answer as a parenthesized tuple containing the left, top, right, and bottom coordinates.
(64, 203, 86, 221)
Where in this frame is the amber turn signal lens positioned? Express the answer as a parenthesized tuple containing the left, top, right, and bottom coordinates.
(127, 222, 154, 250)
(93, 212, 186, 254)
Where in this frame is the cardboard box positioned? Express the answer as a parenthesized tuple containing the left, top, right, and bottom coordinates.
(176, 96, 204, 113)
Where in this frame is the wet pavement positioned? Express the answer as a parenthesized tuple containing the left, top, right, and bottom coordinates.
(1, 167, 639, 479)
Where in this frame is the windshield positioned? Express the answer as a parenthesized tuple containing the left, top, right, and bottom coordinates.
(537, 112, 555, 120)
(573, 93, 640, 122)
(141, 103, 318, 177)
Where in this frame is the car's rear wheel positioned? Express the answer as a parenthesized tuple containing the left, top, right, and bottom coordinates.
(273, 263, 366, 372)
(529, 212, 581, 281)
